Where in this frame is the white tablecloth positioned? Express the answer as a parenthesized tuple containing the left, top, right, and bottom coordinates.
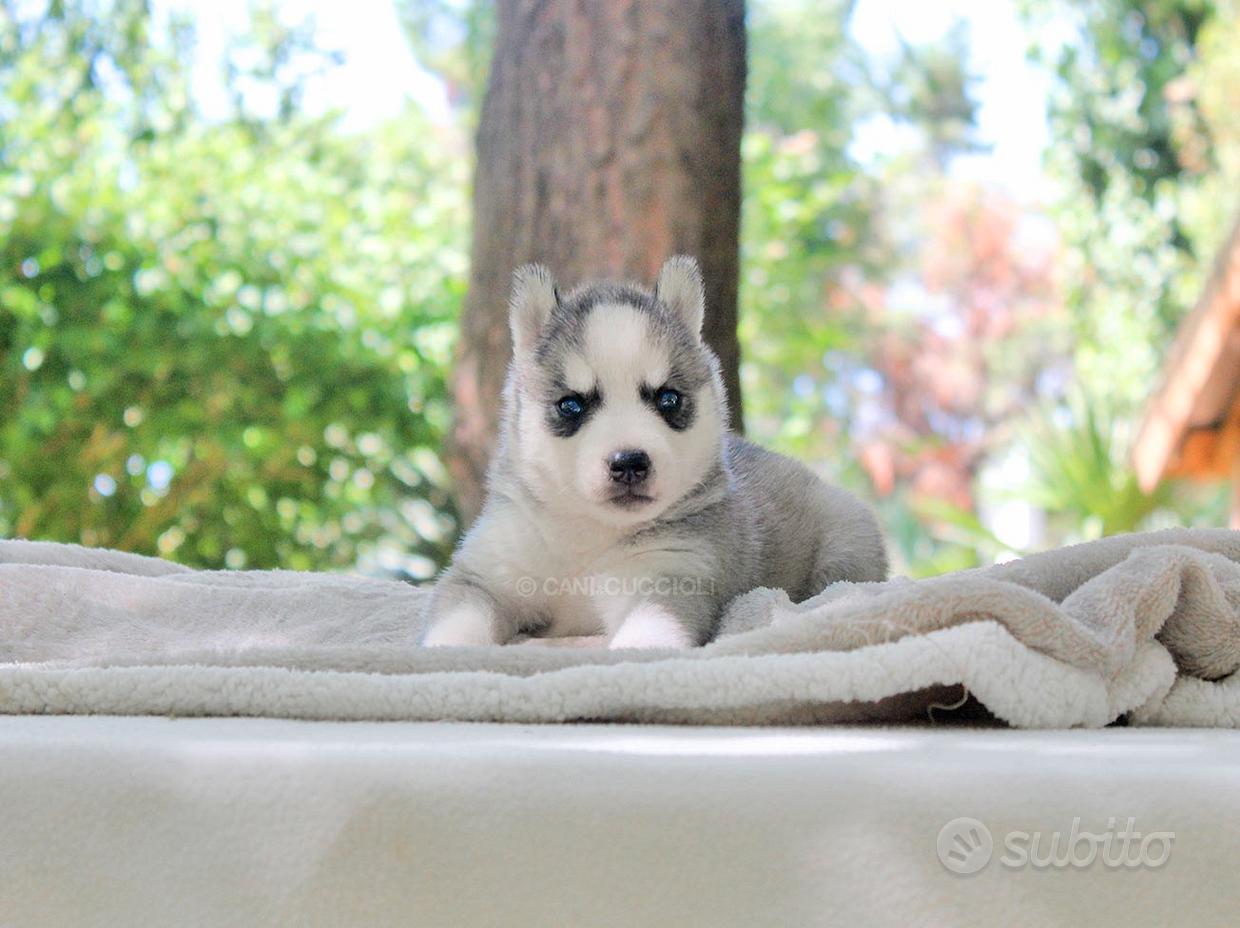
(2, 718, 1237, 926)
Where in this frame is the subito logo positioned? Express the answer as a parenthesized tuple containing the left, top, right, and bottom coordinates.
(937, 817, 994, 874)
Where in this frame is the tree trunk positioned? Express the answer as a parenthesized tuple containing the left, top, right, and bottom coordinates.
(448, 0, 747, 523)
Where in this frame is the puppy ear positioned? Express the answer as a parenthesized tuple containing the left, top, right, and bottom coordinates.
(655, 255, 705, 337)
(509, 264, 559, 358)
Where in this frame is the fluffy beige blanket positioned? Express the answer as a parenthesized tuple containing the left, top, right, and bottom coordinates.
(2, 528, 1239, 727)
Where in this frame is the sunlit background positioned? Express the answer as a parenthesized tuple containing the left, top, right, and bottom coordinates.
(1, 0, 1236, 579)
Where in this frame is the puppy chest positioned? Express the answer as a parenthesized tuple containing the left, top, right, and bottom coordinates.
(502, 550, 646, 634)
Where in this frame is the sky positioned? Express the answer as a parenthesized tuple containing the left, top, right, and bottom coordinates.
(158, 0, 451, 127)
(159, 0, 1058, 198)
(849, 0, 1058, 197)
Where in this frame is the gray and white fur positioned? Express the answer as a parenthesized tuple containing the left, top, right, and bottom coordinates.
(422, 256, 887, 649)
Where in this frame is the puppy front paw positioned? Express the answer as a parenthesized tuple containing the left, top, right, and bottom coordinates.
(609, 603, 696, 650)
(422, 603, 502, 647)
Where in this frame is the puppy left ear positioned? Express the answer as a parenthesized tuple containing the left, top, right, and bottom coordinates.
(655, 255, 705, 337)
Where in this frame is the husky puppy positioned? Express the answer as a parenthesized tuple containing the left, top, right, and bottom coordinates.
(422, 256, 887, 649)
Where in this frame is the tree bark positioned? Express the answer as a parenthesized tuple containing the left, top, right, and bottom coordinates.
(448, 0, 747, 523)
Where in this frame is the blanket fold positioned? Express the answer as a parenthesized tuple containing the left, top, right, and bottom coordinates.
(2, 528, 1239, 727)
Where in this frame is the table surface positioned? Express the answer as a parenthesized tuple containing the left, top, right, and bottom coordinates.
(2, 717, 1238, 927)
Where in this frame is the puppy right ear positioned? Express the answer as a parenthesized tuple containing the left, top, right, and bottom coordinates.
(509, 264, 559, 359)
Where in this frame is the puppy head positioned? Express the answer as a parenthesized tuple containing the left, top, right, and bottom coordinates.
(506, 256, 725, 526)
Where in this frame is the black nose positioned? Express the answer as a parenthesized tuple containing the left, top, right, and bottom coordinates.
(608, 449, 651, 485)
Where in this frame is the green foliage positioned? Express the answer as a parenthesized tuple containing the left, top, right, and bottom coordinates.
(881, 22, 987, 169)
(739, 0, 881, 459)
(1026, 0, 1218, 347)
(897, 496, 1012, 576)
(1021, 393, 1169, 538)
(741, 1, 1007, 574)
(3, 0, 1228, 579)
(1028, 0, 1215, 209)
(0, 0, 470, 574)
(1022, 0, 1232, 531)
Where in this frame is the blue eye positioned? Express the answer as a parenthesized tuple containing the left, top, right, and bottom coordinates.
(656, 389, 681, 412)
(557, 396, 584, 419)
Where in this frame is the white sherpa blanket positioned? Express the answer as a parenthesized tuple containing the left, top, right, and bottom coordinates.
(3, 529, 1240, 727)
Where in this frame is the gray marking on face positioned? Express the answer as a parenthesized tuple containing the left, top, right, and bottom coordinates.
(523, 278, 714, 437)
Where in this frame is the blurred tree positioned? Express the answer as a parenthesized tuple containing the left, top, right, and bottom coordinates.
(859, 186, 1064, 508)
(739, 0, 882, 459)
(445, 0, 747, 521)
(883, 22, 987, 170)
(739, 6, 1050, 573)
(0, 0, 468, 575)
(1022, 0, 1216, 403)
(1031, 0, 1214, 208)
(395, 0, 494, 124)
(1022, 391, 1170, 538)
(1019, 0, 1233, 532)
